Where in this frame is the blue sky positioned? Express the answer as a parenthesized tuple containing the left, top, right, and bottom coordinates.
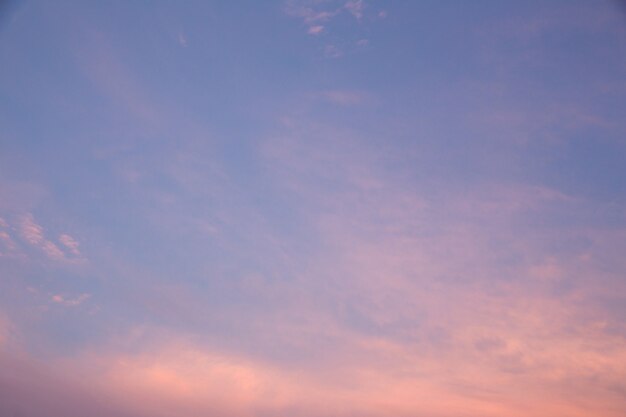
(1, 1, 626, 416)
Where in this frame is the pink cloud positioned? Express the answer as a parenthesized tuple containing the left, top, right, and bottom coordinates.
(51, 293, 91, 307)
(256, 120, 626, 415)
(18, 214, 66, 260)
(284, 1, 341, 35)
(16, 214, 85, 262)
(41, 241, 65, 261)
(59, 234, 81, 256)
(0, 231, 17, 252)
(345, 0, 364, 20)
(19, 214, 45, 246)
(307, 25, 324, 35)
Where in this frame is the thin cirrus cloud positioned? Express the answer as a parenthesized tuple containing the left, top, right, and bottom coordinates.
(0, 1, 625, 417)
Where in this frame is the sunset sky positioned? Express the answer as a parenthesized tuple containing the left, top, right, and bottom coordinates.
(1, 1, 626, 416)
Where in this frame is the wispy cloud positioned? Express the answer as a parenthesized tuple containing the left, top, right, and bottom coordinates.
(59, 234, 81, 256)
(344, 0, 364, 20)
(0, 231, 17, 253)
(19, 214, 45, 246)
(284, 0, 340, 35)
(17, 214, 85, 262)
(307, 25, 324, 35)
(285, 0, 380, 37)
(51, 293, 91, 307)
(258, 118, 626, 414)
(41, 240, 66, 261)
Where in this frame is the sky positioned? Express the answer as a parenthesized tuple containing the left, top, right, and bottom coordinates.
(1, 1, 626, 416)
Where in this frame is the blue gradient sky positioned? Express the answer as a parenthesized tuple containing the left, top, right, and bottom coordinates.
(1, 1, 626, 416)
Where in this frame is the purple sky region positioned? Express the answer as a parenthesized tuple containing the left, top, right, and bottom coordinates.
(1, 1, 626, 416)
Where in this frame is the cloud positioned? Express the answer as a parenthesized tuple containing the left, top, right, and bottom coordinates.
(59, 233, 81, 256)
(51, 293, 91, 307)
(42, 240, 66, 260)
(284, 1, 340, 35)
(256, 118, 626, 415)
(0, 230, 17, 253)
(286, 0, 377, 37)
(19, 214, 65, 260)
(0, 218, 14, 253)
(345, 0, 364, 20)
(19, 213, 45, 246)
(307, 25, 324, 35)
(16, 214, 85, 262)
